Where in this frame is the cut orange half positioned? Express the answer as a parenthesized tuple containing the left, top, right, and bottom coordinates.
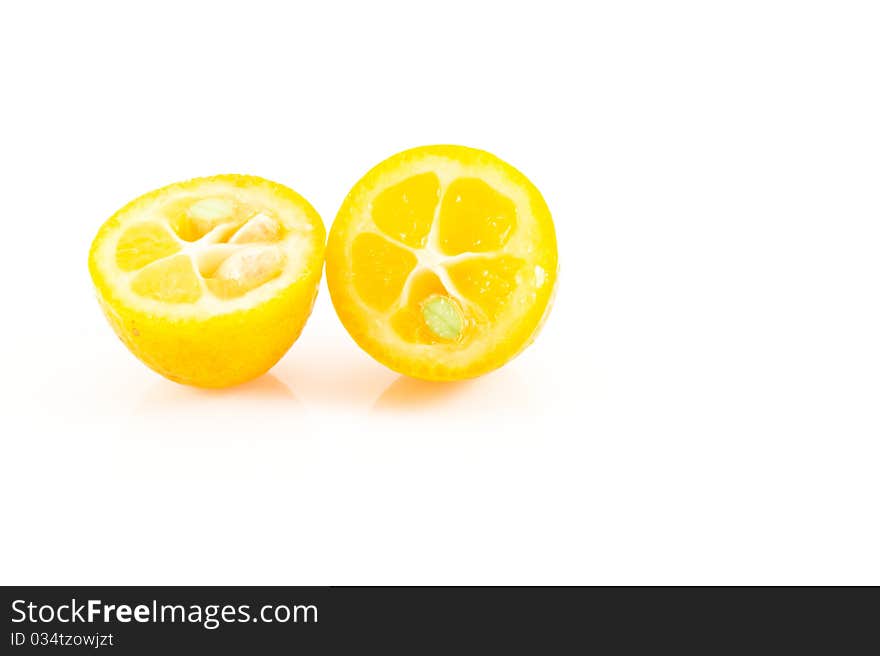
(89, 175, 325, 387)
(326, 145, 557, 381)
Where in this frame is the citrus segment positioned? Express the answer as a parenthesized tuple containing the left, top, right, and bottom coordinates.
(131, 254, 202, 303)
(371, 172, 440, 248)
(446, 255, 524, 320)
(437, 177, 517, 255)
(89, 174, 325, 387)
(351, 232, 417, 311)
(327, 145, 557, 381)
(115, 223, 180, 271)
(406, 268, 448, 302)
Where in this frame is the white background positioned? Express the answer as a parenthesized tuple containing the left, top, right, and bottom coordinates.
(1, 1, 878, 585)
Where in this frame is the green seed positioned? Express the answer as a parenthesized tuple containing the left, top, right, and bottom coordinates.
(422, 296, 463, 340)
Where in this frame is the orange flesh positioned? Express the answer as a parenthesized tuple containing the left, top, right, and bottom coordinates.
(351, 232, 418, 311)
(437, 177, 517, 254)
(370, 172, 440, 248)
(349, 173, 524, 345)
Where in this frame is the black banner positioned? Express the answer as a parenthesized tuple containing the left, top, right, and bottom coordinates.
(1, 586, 874, 652)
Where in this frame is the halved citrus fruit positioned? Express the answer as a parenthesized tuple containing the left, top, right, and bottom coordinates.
(326, 145, 557, 381)
(89, 175, 325, 388)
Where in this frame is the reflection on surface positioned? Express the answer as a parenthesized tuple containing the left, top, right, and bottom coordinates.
(373, 368, 530, 414)
(135, 372, 299, 415)
(373, 376, 475, 410)
(274, 338, 395, 406)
